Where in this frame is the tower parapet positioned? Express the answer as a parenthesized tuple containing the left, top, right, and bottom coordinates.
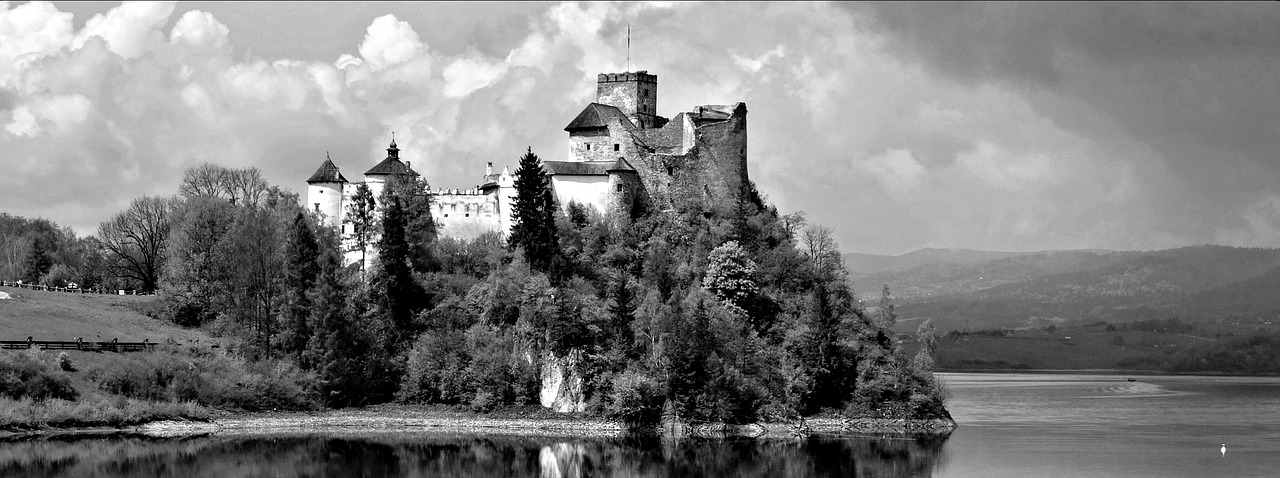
(596, 70, 663, 129)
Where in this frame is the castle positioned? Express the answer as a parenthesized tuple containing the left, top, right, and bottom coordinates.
(306, 70, 749, 265)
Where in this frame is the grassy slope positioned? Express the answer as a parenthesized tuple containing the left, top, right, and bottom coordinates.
(0, 286, 211, 344)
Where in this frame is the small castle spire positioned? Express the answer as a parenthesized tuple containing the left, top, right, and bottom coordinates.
(387, 133, 399, 159)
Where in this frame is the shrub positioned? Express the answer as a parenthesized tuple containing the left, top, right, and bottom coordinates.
(84, 346, 318, 411)
(609, 369, 666, 428)
(0, 352, 78, 402)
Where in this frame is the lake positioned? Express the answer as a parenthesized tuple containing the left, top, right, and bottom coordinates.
(3, 373, 1278, 477)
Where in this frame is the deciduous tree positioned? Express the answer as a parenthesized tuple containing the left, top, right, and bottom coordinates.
(98, 196, 173, 292)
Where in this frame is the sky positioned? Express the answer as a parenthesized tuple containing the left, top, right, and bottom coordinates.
(1, 2, 1278, 256)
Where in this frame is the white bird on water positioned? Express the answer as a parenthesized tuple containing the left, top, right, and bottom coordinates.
(1221, 444, 1226, 457)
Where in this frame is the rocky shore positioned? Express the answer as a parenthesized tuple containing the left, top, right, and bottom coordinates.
(132, 406, 956, 439)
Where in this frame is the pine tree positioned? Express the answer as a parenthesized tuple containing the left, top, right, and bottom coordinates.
(347, 182, 376, 274)
(281, 211, 319, 365)
(508, 147, 559, 272)
(372, 193, 421, 343)
(306, 233, 362, 405)
(21, 237, 51, 283)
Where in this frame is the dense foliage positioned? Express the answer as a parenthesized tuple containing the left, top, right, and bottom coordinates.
(5, 156, 949, 425)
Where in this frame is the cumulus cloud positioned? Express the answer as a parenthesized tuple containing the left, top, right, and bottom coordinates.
(71, 1, 173, 59)
(358, 14, 424, 71)
(0, 2, 1274, 256)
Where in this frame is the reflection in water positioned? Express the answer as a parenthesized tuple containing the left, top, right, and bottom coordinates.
(0, 431, 950, 478)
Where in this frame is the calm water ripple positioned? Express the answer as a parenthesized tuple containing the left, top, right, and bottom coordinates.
(2, 373, 1277, 477)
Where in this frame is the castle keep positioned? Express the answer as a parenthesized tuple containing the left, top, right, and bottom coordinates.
(306, 70, 749, 264)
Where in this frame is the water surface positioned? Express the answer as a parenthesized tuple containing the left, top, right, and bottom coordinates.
(3, 373, 1278, 477)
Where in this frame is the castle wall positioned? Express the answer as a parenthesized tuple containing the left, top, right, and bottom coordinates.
(432, 189, 504, 240)
(606, 171, 642, 218)
(550, 175, 610, 214)
(691, 103, 749, 206)
(568, 129, 613, 163)
(307, 182, 344, 229)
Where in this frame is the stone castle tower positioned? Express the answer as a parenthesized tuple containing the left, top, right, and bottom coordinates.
(305, 69, 749, 264)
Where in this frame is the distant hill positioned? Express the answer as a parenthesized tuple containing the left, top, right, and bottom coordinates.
(843, 248, 1033, 274)
(855, 245, 1280, 333)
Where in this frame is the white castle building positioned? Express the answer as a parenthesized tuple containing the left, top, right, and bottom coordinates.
(306, 69, 749, 266)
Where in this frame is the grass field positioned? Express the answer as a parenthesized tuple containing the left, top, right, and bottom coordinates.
(0, 286, 211, 345)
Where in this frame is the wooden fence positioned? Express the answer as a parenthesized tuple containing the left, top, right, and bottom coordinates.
(0, 338, 157, 352)
(0, 280, 155, 296)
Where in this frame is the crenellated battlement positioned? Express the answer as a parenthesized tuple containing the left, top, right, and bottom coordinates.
(597, 71, 656, 84)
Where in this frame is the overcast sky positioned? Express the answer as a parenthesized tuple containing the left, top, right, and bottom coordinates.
(2, 2, 1278, 255)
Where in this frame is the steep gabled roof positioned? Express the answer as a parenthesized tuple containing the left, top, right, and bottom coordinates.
(364, 157, 418, 176)
(306, 158, 348, 183)
(542, 160, 615, 176)
(564, 103, 634, 132)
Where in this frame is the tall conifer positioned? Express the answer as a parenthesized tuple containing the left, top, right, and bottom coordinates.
(508, 147, 559, 272)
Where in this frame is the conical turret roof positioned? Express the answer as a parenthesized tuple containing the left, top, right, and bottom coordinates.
(306, 158, 348, 184)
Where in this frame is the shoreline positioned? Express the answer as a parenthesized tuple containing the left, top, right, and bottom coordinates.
(1, 406, 956, 440)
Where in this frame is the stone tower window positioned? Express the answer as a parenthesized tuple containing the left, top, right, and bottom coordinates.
(586, 144, 591, 151)
(616, 183, 623, 192)
(613, 144, 620, 151)
(314, 203, 320, 212)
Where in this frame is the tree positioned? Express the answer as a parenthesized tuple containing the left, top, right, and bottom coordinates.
(306, 230, 364, 405)
(281, 211, 320, 364)
(371, 193, 423, 344)
(179, 164, 271, 207)
(508, 147, 559, 272)
(21, 236, 50, 283)
(98, 196, 173, 291)
(875, 284, 896, 329)
(702, 240, 758, 313)
(347, 182, 376, 273)
(383, 175, 437, 273)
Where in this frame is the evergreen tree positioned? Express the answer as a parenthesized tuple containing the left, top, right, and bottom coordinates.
(508, 147, 559, 272)
(281, 211, 319, 364)
(372, 193, 421, 343)
(307, 232, 362, 405)
(384, 175, 437, 273)
(347, 182, 376, 274)
(21, 237, 50, 283)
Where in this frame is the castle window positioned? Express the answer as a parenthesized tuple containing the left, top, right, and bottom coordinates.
(616, 184, 623, 192)
(314, 203, 320, 212)
(444, 214, 449, 218)
(613, 144, 620, 151)
(586, 144, 591, 151)
(465, 214, 470, 218)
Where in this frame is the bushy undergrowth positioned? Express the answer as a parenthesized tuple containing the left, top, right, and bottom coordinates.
(83, 345, 319, 411)
(0, 351, 78, 402)
(0, 397, 208, 430)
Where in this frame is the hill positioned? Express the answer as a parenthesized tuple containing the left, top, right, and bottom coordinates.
(843, 248, 1034, 275)
(0, 286, 211, 344)
(862, 245, 1280, 333)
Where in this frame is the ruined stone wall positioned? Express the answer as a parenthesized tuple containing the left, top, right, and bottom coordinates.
(626, 104, 748, 211)
(432, 189, 503, 240)
(690, 103, 749, 207)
